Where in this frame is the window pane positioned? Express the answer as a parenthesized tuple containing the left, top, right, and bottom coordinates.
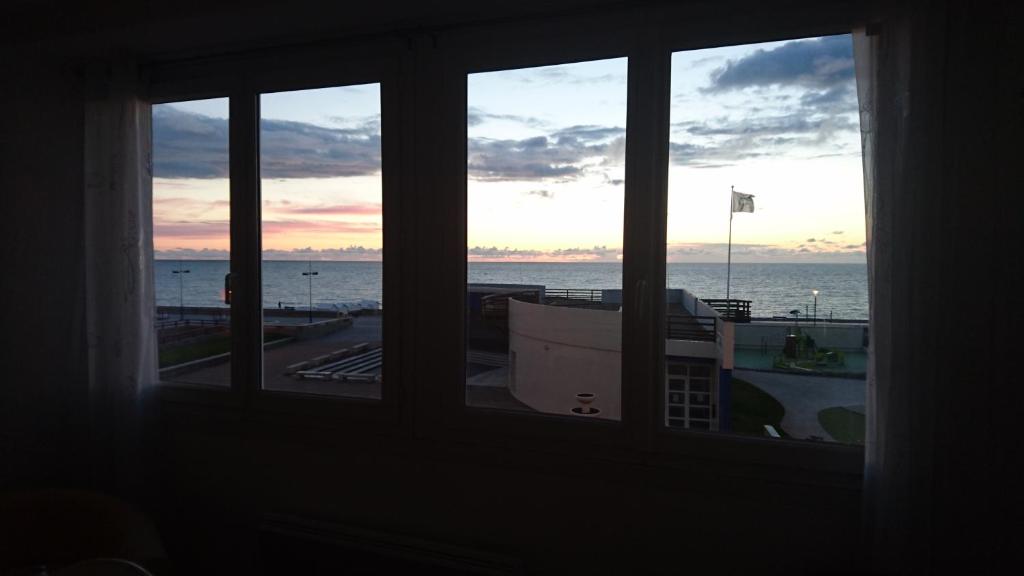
(465, 58, 627, 420)
(259, 84, 383, 398)
(153, 98, 231, 387)
(665, 35, 866, 443)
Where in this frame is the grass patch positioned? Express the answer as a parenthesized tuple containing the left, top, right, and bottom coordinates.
(730, 377, 787, 437)
(159, 332, 290, 368)
(818, 407, 865, 444)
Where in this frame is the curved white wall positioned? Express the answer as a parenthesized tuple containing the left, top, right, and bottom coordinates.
(508, 299, 621, 420)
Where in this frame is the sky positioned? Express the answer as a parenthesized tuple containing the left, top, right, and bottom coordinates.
(152, 34, 865, 263)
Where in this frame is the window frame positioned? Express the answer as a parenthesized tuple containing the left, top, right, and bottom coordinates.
(144, 1, 871, 481)
(649, 5, 868, 475)
(147, 38, 409, 431)
(420, 8, 644, 455)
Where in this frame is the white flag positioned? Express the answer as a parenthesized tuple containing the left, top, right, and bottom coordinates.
(731, 191, 755, 213)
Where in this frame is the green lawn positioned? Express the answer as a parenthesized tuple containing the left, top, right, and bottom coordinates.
(818, 407, 865, 444)
(730, 377, 787, 437)
(159, 332, 290, 368)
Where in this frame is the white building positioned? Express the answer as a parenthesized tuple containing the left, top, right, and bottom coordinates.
(477, 286, 735, 430)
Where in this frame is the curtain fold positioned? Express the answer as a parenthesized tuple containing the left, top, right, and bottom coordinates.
(856, 6, 949, 571)
(83, 62, 155, 494)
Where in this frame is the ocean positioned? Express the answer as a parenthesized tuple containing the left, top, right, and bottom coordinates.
(155, 260, 869, 320)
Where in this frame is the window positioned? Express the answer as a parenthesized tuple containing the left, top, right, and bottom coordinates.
(259, 84, 384, 399)
(664, 35, 867, 444)
(149, 49, 397, 413)
(464, 58, 628, 420)
(152, 97, 232, 387)
(147, 11, 869, 472)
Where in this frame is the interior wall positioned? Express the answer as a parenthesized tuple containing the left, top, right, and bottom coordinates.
(0, 45, 90, 490)
(5, 0, 1022, 573)
(149, 407, 862, 574)
(1, 2, 867, 573)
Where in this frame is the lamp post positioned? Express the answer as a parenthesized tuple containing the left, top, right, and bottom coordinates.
(172, 260, 190, 321)
(302, 260, 319, 324)
(812, 289, 819, 326)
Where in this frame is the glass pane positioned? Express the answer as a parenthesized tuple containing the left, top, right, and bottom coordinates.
(668, 364, 688, 376)
(665, 35, 866, 442)
(153, 98, 231, 387)
(465, 58, 628, 420)
(259, 84, 383, 398)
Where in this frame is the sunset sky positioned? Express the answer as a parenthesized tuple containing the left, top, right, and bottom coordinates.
(153, 34, 865, 263)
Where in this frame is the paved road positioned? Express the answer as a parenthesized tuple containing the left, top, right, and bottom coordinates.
(734, 369, 865, 441)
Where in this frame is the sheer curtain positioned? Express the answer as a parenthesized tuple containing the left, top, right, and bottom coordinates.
(856, 7, 958, 571)
(855, 16, 918, 572)
(83, 62, 156, 494)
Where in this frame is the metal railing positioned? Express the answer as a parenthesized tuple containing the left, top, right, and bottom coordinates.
(701, 298, 752, 322)
(667, 314, 717, 341)
(480, 290, 542, 319)
(543, 288, 603, 302)
(155, 317, 228, 330)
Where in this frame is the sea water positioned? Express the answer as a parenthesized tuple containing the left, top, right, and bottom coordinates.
(155, 260, 868, 320)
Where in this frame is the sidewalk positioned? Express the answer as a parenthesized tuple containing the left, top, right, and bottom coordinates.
(734, 369, 865, 441)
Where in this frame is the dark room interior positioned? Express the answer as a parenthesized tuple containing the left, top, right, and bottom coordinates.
(1, 1, 1021, 574)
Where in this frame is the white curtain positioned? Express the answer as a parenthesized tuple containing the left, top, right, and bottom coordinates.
(856, 13, 930, 572)
(83, 62, 156, 494)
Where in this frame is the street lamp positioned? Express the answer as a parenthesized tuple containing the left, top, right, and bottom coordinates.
(302, 260, 319, 324)
(172, 260, 190, 321)
(812, 289, 819, 325)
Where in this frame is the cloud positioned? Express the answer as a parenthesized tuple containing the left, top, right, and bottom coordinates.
(261, 220, 381, 235)
(260, 118, 381, 178)
(153, 106, 382, 179)
(670, 66, 860, 167)
(705, 35, 854, 93)
(526, 190, 554, 199)
(799, 85, 855, 112)
(154, 247, 230, 260)
(547, 245, 620, 261)
(676, 112, 855, 139)
(665, 36, 861, 168)
(152, 106, 229, 178)
(153, 220, 229, 239)
(468, 246, 544, 259)
(467, 107, 547, 129)
(807, 238, 817, 242)
(514, 66, 626, 86)
(468, 245, 621, 262)
(154, 246, 383, 261)
(467, 124, 625, 182)
(666, 241, 865, 263)
(328, 113, 381, 133)
(265, 202, 382, 216)
(832, 230, 844, 235)
(262, 246, 382, 261)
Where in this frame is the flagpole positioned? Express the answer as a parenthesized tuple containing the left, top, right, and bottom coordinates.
(727, 185, 733, 303)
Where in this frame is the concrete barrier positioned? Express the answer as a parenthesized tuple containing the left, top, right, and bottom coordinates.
(735, 321, 867, 352)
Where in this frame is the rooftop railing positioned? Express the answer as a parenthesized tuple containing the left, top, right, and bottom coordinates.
(667, 314, 718, 342)
(543, 288, 603, 303)
(701, 299, 752, 323)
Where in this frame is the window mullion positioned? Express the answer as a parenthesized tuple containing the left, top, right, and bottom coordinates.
(229, 88, 263, 402)
(621, 21, 671, 449)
